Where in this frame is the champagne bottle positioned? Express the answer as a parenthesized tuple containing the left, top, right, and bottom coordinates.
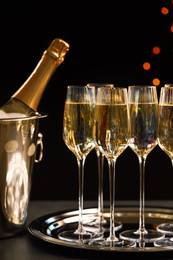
(0, 38, 70, 118)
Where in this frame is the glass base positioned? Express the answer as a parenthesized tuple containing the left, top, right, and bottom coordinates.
(154, 238, 173, 248)
(83, 219, 122, 232)
(156, 223, 173, 236)
(119, 229, 165, 243)
(89, 237, 136, 247)
(58, 229, 101, 244)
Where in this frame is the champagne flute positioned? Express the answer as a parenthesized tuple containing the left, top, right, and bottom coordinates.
(120, 85, 164, 243)
(84, 83, 122, 234)
(155, 84, 173, 247)
(90, 86, 135, 247)
(58, 85, 98, 244)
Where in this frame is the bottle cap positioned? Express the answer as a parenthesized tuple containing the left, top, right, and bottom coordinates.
(46, 38, 70, 63)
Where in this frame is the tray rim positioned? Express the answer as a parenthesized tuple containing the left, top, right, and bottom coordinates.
(28, 206, 173, 253)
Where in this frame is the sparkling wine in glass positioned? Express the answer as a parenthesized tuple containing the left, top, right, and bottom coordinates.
(84, 83, 122, 234)
(155, 84, 173, 247)
(58, 85, 99, 244)
(120, 85, 164, 244)
(90, 86, 135, 247)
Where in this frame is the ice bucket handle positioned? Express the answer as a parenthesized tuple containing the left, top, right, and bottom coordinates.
(35, 132, 43, 163)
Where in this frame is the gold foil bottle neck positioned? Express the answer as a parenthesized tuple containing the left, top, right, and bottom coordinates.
(46, 38, 70, 62)
(11, 38, 70, 111)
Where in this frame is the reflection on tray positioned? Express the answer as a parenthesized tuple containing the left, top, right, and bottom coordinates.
(28, 206, 173, 252)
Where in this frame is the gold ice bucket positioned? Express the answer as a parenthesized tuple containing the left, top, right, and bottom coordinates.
(0, 112, 47, 238)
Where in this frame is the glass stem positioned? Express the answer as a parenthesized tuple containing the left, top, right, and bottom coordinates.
(96, 149, 104, 226)
(138, 155, 147, 234)
(77, 156, 86, 234)
(171, 159, 173, 168)
(107, 158, 118, 242)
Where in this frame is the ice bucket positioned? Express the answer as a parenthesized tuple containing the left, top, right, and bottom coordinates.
(0, 112, 47, 238)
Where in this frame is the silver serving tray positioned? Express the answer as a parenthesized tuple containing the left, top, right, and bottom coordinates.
(28, 206, 173, 252)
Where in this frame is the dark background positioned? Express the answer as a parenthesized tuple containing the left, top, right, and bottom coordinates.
(0, 0, 173, 201)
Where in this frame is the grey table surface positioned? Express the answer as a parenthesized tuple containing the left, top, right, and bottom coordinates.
(1, 200, 173, 260)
